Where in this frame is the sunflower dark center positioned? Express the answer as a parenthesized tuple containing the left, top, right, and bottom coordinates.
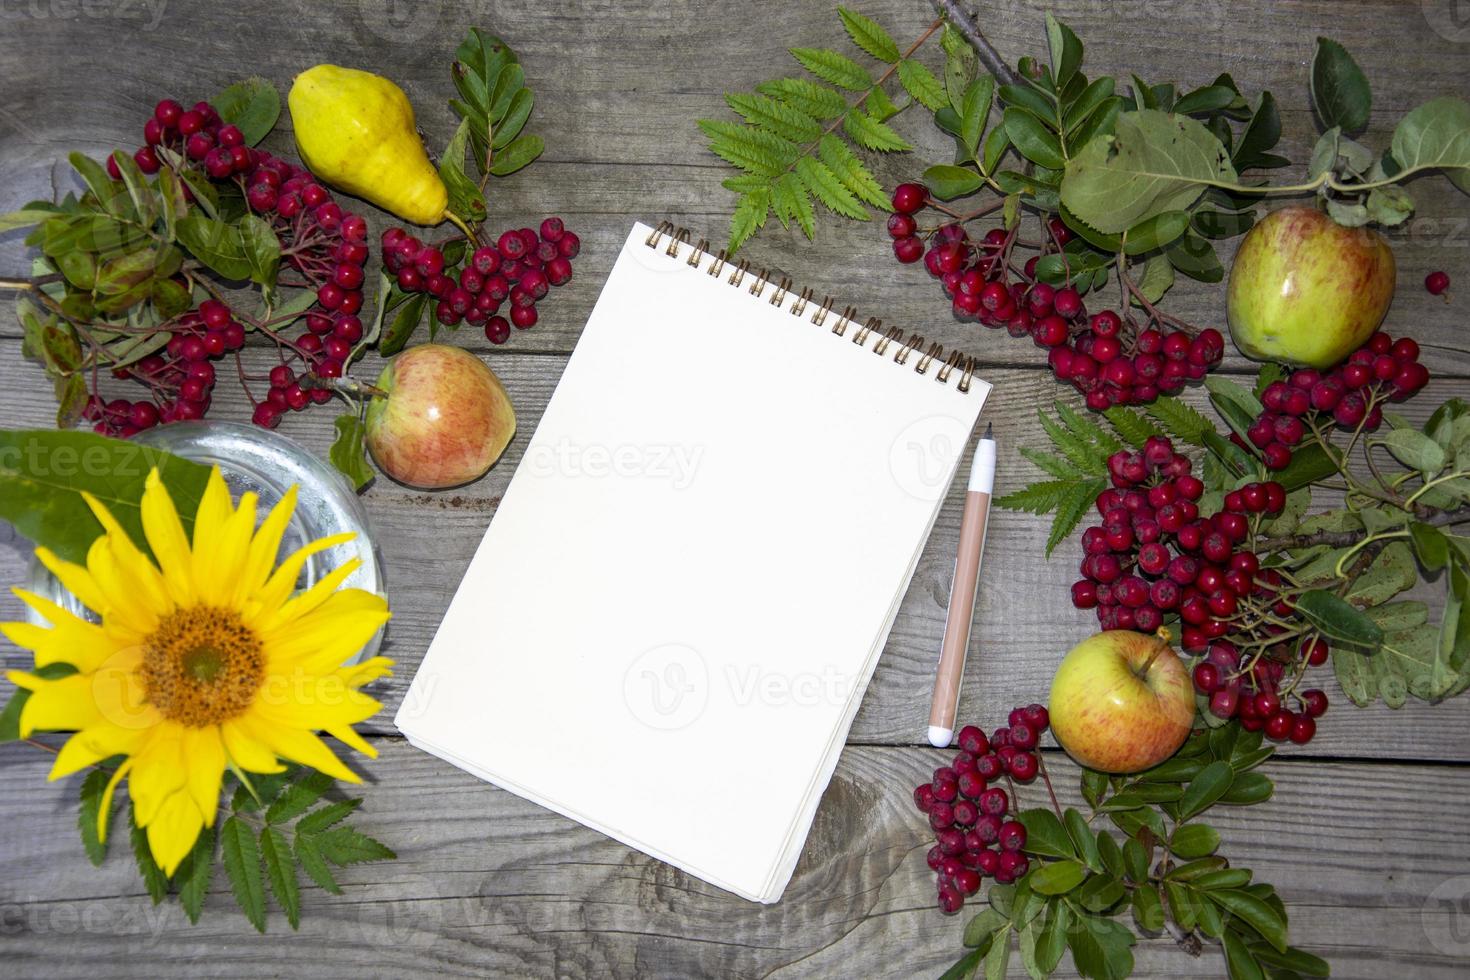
(141, 607, 265, 727)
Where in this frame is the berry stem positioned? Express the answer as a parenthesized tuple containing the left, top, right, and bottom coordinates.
(443, 209, 482, 248)
(1034, 752, 1064, 820)
(928, 0, 1021, 87)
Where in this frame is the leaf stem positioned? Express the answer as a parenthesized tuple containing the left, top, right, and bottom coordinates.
(928, 0, 1022, 87)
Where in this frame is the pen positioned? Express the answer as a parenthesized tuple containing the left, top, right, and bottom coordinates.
(927, 424, 996, 748)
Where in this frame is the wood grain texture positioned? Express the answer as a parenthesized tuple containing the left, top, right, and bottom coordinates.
(1, 0, 1468, 975)
(1, 738, 1468, 979)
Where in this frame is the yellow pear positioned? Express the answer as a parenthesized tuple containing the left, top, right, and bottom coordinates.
(288, 64, 449, 226)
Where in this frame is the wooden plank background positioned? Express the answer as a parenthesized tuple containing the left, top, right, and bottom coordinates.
(1, 1, 1468, 976)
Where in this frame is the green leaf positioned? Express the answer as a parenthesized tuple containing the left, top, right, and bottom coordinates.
(1169, 823, 1220, 858)
(1219, 771, 1274, 806)
(1252, 944, 1331, 976)
(1020, 446, 1086, 480)
(176, 824, 216, 924)
(964, 907, 1011, 947)
(791, 47, 872, 91)
(175, 213, 251, 280)
(1018, 808, 1076, 859)
(1099, 407, 1162, 450)
(1411, 522, 1450, 572)
(296, 798, 362, 835)
(329, 413, 375, 492)
(757, 78, 846, 120)
(1047, 480, 1106, 557)
(78, 767, 117, 866)
(1310, 38, 1371, 134)
(1065, 809, 1102, 871)
(729, 188, 771, 253)
(818, 135, 888, 209)
(492, 88, 534, 150)
(843, 109, 910, 152)
(265, 770, 336, 825)
(1133, 255, 1174, 303)
(221, 815, 267, 932)
(996, 479, 1077, 516)
(940, 948, 984, 980)
(439, 120, 488, 225)
(1191, 868, 1253, 890)
(1390, 96, 1470, 188)
(1123, 210, 1189, 254)
(293, 834, 343, 895)
(983, 924, 1012, 980)
(1132, 884, 1165, 932)
(1040, 408, 1108, 475)
(1029, 859, 1087, 895)
(129, 808, 169, 904)
(1067, 913, 1135, 980)
(1377, 428, 1446, 479)
(260, 826, 301, 929)
(1144, 396, 1213, 447)
(1173, 85, 1240, 116)
(313, 827, 396, 865)
(796, 157, 867, 220)
(237, 214, 281, 290)
(213, 77, 281, 145)
(488, 134, 544, 176)
(924, 164, 985, 200)
(726, 92, 822, 143)
(1121, 838, 1150, 883)
(378, 292, 428, 357)
(1223, 929, 1266, 980)
(837, 6, 900, 62)
(772, 172, 816, 238)
(897, 59, 946, 112)
(1003, 108, 1065, 170)
(1209, 888, 1289, 952)
(1062, 109, 1236, 234)
(1177, 760, 1234, 820)
(0, 429, 212, 564)
(1366, 184, 1415, 226)
(1294, 589, 1385, 652)
(1045, 14, 1083, 90)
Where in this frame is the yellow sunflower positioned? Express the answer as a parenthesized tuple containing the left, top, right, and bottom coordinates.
(3, 466, 391, 875)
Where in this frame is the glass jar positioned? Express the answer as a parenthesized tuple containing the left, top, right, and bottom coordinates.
(26, 421, 386, 666)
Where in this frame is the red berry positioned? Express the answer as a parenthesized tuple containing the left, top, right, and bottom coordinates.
(252, 403, 281, 428)
(558, 232, 581, 258)
(1426, 271, 1450, 295)
(539, 216, 565, 242)
(1288, 714, 1316, 744)
(891, 182, 928, 214)
(893, 236, 923, 263)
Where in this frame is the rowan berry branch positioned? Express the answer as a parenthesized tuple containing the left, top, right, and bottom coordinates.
(928, 0, 1022, 87)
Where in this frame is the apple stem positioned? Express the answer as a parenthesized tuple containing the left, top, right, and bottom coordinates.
(1135, 646, 1166, 679)
(305, 376, 389, 400)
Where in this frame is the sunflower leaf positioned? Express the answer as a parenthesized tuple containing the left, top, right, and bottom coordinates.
(294, 834, 343, 895)
(260, 826, 301, 929)
(312, 826, 397, 866)
(176, 823, 217, 924)
(78, 765, 118, 866)
(266, 770, 336, 825)
(221, 815, 268, 932)
(129, 806, 169, 905)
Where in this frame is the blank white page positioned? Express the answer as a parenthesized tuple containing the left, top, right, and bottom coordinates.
(396, 222, 988, 902)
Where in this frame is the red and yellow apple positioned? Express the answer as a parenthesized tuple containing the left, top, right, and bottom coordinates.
(1048, 630, 1194, 774)
(1227, 206, 1396, 369)
(365, 343, 516, 489)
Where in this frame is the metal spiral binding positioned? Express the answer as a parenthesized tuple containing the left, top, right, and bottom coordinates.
(643, 222, 977, 392)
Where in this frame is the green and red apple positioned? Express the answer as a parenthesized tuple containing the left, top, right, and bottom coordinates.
(1048, 630, 1194, 774)
(1227, 206, 1396, 369)
(365, 343, 516, 489)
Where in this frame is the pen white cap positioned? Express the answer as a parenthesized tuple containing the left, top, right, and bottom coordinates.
(968, 428, 996, 493)
(928, 725, 954, 748)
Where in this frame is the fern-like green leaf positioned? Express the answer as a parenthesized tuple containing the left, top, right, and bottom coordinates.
(837, 7, 900, 63)
(221, 815, 267, 933)
(1145, 395, 1216, 447)
(729, 188, 771, 253)
(773, 172, 817, 239)
(756, 78, 847, 119)
(1020, 446, 1087, 480)
(725, 92, 822, 143)
(996, 479, 1079, 515)
(898, 59, 947, 111)
(843, 109, 911, 151)
(129, 808, 168, 904)
(1039, 409, 1108, 475)
(1047, 480, 1107, 556)
(293, 834, 342, 895)
(722, 173, 769, 193)
(176, 824, 216, 925)
(260, 826, 301, 930)
(1055, 400, 1123, 455)
(796, 157, 868, 219)
(819, 135, 889, 208)
(698, 119, 799, 176)
(1102, 405, 1165, 448)
(791, 47, 873, 91)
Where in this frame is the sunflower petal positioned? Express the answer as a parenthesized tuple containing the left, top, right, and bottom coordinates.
(82, 532, 160, 636)
(97, 757, 133, 843)
(220, 720, 286, 774)
(11, 672, 101, 736)
(237, 484, 298, 605)
(33, 547, 108, 618)
(78, 490, 171, 620)
(180, 726, 225, 826)
(129, 725, 186, 825)
(141, 470, 194, 606)
(326, 724, 378, 759)
(48, 722, 151, 780)
(237, 714, 360, 783)
(194, 490, 258, 606)
(256, 557, 362, 634)
(262, 590, 389, 673)
(342, 656, 394, 687)
(248, 532, 357, 620)
(145, 787, 205, 877)
(254, 685, 381, 730)
(5, 589, 127, 671)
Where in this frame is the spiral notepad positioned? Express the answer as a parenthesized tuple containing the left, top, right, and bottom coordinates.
(396, 221, 990, 903)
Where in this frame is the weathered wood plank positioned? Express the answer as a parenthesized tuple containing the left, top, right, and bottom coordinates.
(1, 2, 1468, 370)
(1, 342, 1468, 760)
(1, 738, 1466, 979)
